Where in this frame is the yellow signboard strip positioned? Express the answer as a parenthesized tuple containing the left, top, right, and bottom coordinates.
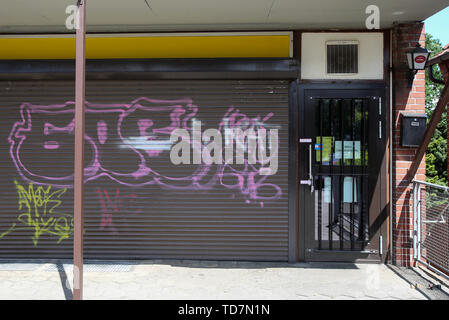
(0, 35, 291, 59)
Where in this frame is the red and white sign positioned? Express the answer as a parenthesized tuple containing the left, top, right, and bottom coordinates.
(414, 55, 427, 64)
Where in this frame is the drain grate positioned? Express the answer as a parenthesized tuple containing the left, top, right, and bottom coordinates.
(46, 263, 134, 272)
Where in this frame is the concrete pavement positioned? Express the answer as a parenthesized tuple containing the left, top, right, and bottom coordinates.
(0, 260, 448, 300)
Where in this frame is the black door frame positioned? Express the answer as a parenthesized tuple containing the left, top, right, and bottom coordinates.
(294, 82, 389, 263)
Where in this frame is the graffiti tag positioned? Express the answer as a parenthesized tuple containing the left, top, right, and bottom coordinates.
(0, 181, 73, 246)
(8, 98, 282, 205)
(96, 188, 141, 231)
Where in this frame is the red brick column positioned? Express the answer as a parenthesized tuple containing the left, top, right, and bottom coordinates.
(392, 22, 426, 266)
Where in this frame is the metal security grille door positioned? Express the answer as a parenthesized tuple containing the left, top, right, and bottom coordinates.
(310, 98, 369, 250)
(0, 80, 289, 261)
(300, 88, 387, 262)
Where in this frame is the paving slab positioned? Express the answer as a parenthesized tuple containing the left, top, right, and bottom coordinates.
(0, 260, 447, 300)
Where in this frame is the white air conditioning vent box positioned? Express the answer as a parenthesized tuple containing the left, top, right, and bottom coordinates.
(301, 33, 384, 80)
(326, 40, 359, 75)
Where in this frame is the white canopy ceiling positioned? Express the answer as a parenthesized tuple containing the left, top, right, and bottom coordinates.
(1, 0, 448, 33)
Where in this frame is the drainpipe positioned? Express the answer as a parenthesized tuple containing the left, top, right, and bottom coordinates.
(389, 29, 393, 264)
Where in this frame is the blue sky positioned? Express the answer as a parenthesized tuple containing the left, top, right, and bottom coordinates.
(425, 6, 449, 46)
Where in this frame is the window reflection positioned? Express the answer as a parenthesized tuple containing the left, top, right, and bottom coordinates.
(315, 99, 368, 166)
(314, 175, 368, 242)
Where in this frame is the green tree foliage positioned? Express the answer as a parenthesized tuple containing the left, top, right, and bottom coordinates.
(425, 33, 447, 186)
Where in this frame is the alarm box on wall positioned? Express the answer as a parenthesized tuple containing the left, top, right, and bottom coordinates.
(401, 112, 427, 147)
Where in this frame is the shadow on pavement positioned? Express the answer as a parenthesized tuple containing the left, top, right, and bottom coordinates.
(133, 260, 360, 270)
(385, 264, 449, 300)
(0, 258, 360, 270)
(56, 262, 73, 300)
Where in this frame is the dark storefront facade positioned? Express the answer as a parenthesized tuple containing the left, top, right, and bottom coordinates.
(0, 31, 390, 263)
(1, 0, 446, 266)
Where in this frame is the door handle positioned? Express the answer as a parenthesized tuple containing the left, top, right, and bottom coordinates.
(308, 144, 314, 193)
(299, 139, 314, 193)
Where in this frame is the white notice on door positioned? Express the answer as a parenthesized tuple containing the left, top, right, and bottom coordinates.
(343, 177, 357, 203)
(323, 177, 332, 203)
(334, 141, 361, 160)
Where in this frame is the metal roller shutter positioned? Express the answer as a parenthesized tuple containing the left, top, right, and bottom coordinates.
(0, 80, 289, 261)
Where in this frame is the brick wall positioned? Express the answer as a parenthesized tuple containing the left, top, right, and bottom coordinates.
(392, 22, 426, 266)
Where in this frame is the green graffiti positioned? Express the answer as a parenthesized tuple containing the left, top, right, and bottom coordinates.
(0, 180, 73, 246)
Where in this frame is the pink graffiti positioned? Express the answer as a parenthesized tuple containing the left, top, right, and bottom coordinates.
(96, 188, 140, 231)
(97, 120, 108, 145)
(218, 107, 276, 165)
(8, 98, 282, 205)
(218, 161, 282, 203)
(8, 97, 200, 188)
(137, 119, 153, 136)
(43, 141, 60, 150)
(137, 119, 163, 157)
(218, 106, 274, 132)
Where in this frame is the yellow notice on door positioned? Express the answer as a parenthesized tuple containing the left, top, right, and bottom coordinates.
(316, 137, 334, 163)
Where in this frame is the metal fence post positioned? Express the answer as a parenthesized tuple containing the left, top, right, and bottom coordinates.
(416, 183, 421, 261)
(413, 181, 418, 262)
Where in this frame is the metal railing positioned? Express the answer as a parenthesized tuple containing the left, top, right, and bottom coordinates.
(413, 180, 449, 280)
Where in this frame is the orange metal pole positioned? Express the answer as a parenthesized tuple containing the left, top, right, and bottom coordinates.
(73, 0, 86, 300)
